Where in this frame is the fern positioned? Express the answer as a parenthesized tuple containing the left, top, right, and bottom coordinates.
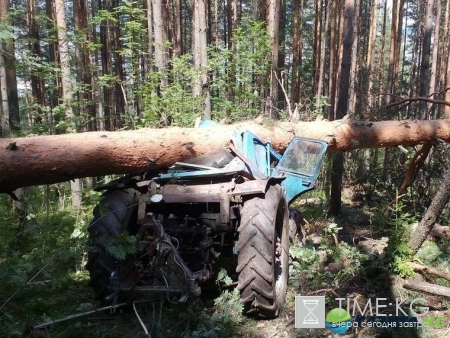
(100, 232, 137, 261)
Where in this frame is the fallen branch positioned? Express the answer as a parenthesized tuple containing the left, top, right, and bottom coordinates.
(384, 143, 432, 213)
(32, 302, 129, 329)
(429, 224, 450, 240)
(408, 262, 450, 282)
(323, 259, 353, 273)
(32, 299, 155, 330)
(306, 288, 340, 298)
(382, 97, 450, 112)
(133, 302, 150, 338)
(403, 280, 450, 298)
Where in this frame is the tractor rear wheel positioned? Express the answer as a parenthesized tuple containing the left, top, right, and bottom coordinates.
(237, 184, 290, 318)
(85, 188, 140, 299)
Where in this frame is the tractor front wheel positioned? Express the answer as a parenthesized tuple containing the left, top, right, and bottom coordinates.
(237, 184, 290, 318)
(85, 188, 140, 299)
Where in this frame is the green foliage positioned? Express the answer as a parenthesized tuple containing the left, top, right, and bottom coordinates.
(323, 222, 342, 237)
(139, 54, 204, 127)
(0, 185, 95, 337)
(216, 268, 233, 287)
(289, 212, 370, 291)
(98, 232, 137, 261)
(209, 19, 271, 121)
(0, 21, 17, 41)
(384, 195, 417, 277)
(188, 270, 243, 338)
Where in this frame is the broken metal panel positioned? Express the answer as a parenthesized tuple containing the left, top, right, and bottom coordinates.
(228, 179, 270, 197)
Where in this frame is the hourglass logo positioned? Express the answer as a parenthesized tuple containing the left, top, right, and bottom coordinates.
(295, 296, 325, 328)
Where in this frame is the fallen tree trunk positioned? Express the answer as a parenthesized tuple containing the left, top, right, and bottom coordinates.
(403, 280, 450, 298)
(1, 118, 450, 192)
(408, 262, 450, 282)
(429, 224, 450, 240)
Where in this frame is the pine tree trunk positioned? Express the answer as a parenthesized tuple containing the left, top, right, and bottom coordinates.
(55, 0, 82, 211)
(315, 0, 330, 113)
(334, 0, 345, 116)
(99, 0, 113, 131)
(0, 0, 19, 136)
(74, 0, 96, 132)
(145, 0, 153, 73)
(419, 0, 434, 118)
(446, 40, 450, 118)
(312, 0, 322, 95)
(4, 118, 450, 193)
(440, 0, 449, 118)
(26, 0, 46, 122)
(226, 0, 232, 48)
(173, 0, 182, 56)
(377, 0, 388, 108)
(290, 0, 303, 109)
(0, 44, 9, 137)
(386, 0, 398, 105)
(112, 0, 125, 129)
(366, 0, 378, 114)
(277, 0, 286, 110)
(347, 0, 359, 116)
(330, 0, 354, 216)
(428, 0, 440, 118)
(46, 0, 61, 130)
(192, 0, 211, 119)
(266, 0, 280, 118)
(327, 0, 337, 120)
(153, 0, 169, 87)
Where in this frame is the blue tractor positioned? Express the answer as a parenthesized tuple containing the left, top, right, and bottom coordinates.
(86, 129, 327, 318)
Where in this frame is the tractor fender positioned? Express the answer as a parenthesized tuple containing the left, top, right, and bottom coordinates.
(228, 177, 285, 198)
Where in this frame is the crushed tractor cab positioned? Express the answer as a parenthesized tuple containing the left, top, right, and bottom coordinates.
(86, 128, 327, 318)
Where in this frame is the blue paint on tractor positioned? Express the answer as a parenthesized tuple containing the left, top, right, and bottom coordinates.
(158, 124, 327, 205)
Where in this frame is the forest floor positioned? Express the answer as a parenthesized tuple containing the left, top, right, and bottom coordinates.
(2, 189, 450, 338)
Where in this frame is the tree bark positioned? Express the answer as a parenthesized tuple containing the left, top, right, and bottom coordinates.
(408, 165, 450, 253)
(0, 42, 10, 137)
(365, 0, 378, 114)
(266, 0, 280, 118)
(312, 0, 322, 95)
(99, 0, 113, 131)
(330, 0, 353, 216)
(419, 0, 434, 117)
(290, 0, 303, 109)
(408, 262, 450, 281)
(112, 0, 125, 130)
(74, 0, 96, 132)
(377, 0, 388, 108)
(347, 0, 359, 116)
(26, 0, 46, 122)
(153, 0, 169, 87)
(2, 118, 450, 192)
(444, 0, 450, 119)
(403, 280, 450, 298)
(192, 0, 211, 119)
(386, 0, 398, 105)
(55, 0, 82, 210)
(428, 0, 440, 118)
(173, 0, 182, 56)
(0, 0, 19, 137)
(327, 0, 337, 120)
(315, 0, 330, 113)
